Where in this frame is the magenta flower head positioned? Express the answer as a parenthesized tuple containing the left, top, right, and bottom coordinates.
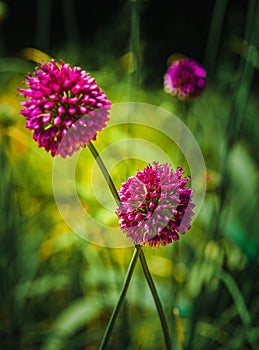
(116, 162, 195, 248)
(18, 59, 111, 157)
(164, 58, 206, 99)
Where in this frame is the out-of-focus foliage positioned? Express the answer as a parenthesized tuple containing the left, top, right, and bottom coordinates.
(0, 1, 259, 349)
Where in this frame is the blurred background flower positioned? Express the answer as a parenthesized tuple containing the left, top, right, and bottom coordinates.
(164, 58, 206, 99)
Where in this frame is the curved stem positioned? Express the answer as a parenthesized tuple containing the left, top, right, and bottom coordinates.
(139, 249, 172, 350)
(88, 141, 120, 206)
(99, 245, 142, 350)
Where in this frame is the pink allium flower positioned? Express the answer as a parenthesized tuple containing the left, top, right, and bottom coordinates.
(164, 58, 206, 99)
(18, 59, 111, 157)
(116, 162, 195, 248)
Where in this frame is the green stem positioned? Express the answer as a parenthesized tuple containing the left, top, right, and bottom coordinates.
(99, 245, 142, 350)
(87, 141, 172, 349)
(139, 250, 172, 350)
(88, 141, 120, 206)
(176, 100, 190, 166)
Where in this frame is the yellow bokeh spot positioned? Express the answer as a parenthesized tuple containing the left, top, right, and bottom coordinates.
(204, 240, 220, 261)
(147, 255, 173, 277)
(39, 239, 54, 260)
(118, 52, 136, 73)
(173, 262, 188, 283)
(166, 53, 186, 66)
(20, 47, 52, 64)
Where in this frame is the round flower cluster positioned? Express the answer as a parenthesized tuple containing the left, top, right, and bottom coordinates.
(164, 58, 206, 99)
(116, 162, 195, 248)
(18, 59, 111, 157)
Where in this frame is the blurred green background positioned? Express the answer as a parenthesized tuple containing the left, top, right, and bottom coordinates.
(0, 0, 259, 349)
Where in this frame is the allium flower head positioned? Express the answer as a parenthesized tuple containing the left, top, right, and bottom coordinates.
(18, 59, 111, 157)
(116, 162, 195, 248)
(164, 58, 206, 99)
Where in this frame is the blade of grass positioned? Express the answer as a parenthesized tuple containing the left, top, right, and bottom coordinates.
(217, 269, 258, 350)
(204, 0, 228, 75)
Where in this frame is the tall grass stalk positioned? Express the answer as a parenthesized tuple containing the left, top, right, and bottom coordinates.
(204, 0, 228, 75)
(128, 0, 142, 102)
(218, 270, 258, 350)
